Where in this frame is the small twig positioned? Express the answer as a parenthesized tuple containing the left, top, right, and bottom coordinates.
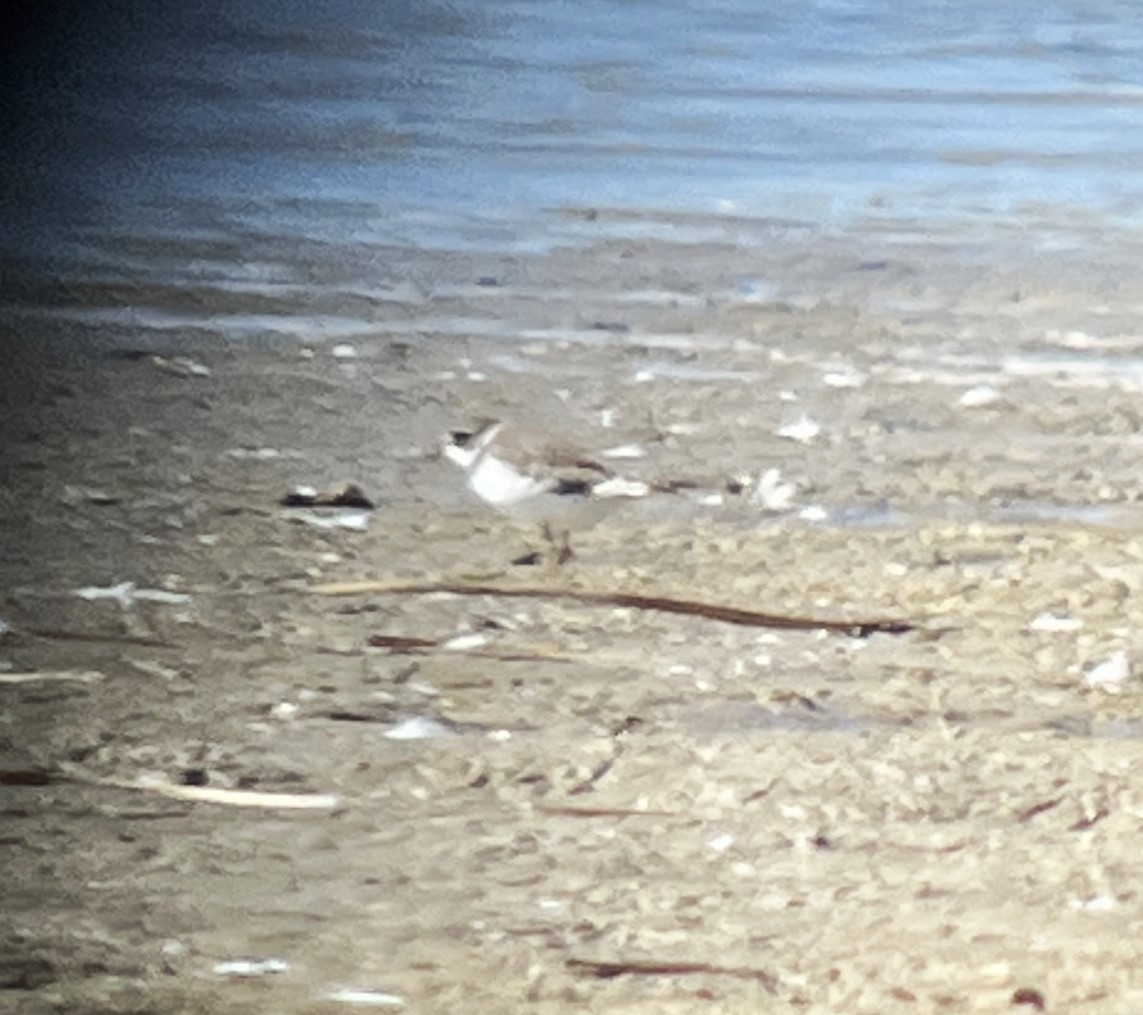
(569, 755, 617, 796)
(323, 710, 393, 724)
(0, 769, 54, 786)
(368, 634, 438, 653)
(22, 627, 177, 649)
(741, 777, 781, 804)
(315, 581, 913, 637)
(567, 957, 777, 989)
(1017, 798, 1063, 824)
(366, 633, 574, 663)
(536, 805, 677, 818)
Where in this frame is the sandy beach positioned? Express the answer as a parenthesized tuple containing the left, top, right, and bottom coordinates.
(5, 234, 1143, 1012)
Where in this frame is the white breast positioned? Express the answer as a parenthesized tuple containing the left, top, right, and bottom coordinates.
(468, 454, 549, 508)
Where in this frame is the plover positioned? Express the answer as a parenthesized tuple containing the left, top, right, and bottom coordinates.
(443, 419, 650, 562)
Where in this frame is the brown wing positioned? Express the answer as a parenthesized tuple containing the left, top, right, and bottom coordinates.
(490, 423, 616, 478)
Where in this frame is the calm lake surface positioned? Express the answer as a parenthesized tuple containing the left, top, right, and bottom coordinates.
(5, 0, 1143, 309)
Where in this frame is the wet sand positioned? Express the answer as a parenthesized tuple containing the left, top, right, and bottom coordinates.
(4, 235, 1143, 1012)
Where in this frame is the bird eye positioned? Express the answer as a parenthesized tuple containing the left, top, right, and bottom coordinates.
(450, 430, 475, 447)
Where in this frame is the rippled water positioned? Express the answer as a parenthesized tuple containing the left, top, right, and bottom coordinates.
(5, 0, 1143, 278)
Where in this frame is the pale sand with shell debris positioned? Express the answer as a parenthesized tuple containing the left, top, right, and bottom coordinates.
(4, 236, 1143, 1012)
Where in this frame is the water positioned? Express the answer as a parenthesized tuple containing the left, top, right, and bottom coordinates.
(5, 0, 1143, 310)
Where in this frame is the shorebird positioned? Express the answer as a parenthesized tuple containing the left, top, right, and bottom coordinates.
(443, 419, 650, 563)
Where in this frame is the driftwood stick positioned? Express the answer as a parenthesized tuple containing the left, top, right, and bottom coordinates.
(314, 580, 913, 637)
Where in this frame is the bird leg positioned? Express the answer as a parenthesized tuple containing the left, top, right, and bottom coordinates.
(542, 523, 575, 565)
